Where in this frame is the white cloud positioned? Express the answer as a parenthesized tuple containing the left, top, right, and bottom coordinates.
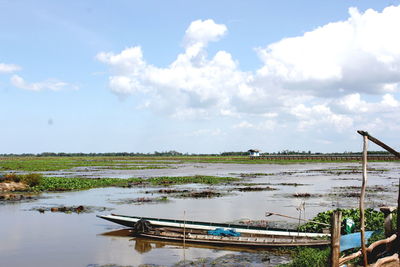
(183, 19, 227, 49)
(289, 104, 353, 132)
(10, 75, 77, 91)
(0, 63, 21, 73)
(98, 8, 400, 138)
(97, 19, 247, 117)
(256, 5, 400, 95)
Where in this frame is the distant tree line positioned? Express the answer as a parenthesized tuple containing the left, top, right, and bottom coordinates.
(0, 150, 389, 157)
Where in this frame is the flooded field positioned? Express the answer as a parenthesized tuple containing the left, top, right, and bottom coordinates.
(1, 161, 399, 267)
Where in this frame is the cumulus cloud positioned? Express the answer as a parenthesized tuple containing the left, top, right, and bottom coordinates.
(98, 8, 400, 135)
(10, 75, 77, 91)
(257, 5, 400, 95)
(97, 19, 247, 117)
(0, 63, 21, 73)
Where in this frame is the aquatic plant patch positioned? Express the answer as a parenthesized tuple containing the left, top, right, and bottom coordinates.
(297, 208, 395, 233)
(109, 196, 169, 205)
(235, 186, 278, 192)
(145, 175, 238, 185)
(24, 175, 238, 192)
(31, 205, 112, 214)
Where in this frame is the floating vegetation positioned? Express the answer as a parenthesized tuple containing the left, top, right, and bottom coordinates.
(176, 190, 223, 198)
(236, 186, 277, 192)
(144, 175, 238, 186)
(292, 193, 311, 198)
(277, 183, 307, 186)
(110, 196, 169, 205)
(1, 175, 239, 192)
(330, 185, 394, 198)
(145, 189, 190, 194)
(31, 205, 111, 214)
(238, 173, 273, 178)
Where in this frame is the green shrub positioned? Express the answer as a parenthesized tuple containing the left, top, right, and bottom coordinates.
(19, 173, 43, 187)
(298, 208, 386, 233)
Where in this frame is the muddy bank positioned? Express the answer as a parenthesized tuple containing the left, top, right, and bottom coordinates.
(174, 252, 290, 267)
(87, 251, 290, 267)
(0, 181, 28, 192)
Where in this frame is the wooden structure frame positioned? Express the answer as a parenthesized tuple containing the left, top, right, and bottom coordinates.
(331, 131, 400, 266)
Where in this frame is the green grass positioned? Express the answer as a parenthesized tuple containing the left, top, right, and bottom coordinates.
(0, 155, 376, 172)
(26, 175, 238, 192)
(278, 247, 330, 267)
(0, 157, 178, 171)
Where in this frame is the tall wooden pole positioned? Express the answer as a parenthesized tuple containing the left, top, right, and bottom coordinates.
(397, 177, 400, 255)
(357, 130, 400, 256)
(330, 211, 342, 267)
(360, 135, 368, 266)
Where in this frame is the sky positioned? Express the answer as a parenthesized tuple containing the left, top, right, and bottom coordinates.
(1, 0, 400, 154)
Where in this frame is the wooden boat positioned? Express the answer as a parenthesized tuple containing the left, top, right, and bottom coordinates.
(97, 214, 330, 247)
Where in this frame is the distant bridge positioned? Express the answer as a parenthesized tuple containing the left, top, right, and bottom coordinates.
(249, 154, 399, 161)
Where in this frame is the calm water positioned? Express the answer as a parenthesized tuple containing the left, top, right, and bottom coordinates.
(1, 162, 399, 266)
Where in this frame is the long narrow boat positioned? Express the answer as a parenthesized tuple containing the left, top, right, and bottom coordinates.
(97, 214, 330, 247)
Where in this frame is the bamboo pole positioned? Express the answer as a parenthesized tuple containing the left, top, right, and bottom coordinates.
(360, 134, 368, 266)
(331, 211, 342, 267)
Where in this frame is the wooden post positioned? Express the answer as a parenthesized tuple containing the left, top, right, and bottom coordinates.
(397, 178, 400, 255)
(331, 211, 342, 267)
(360, 134, 368, 266)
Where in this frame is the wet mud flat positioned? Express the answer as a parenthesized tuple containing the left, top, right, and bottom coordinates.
(0, 162, 399, 267)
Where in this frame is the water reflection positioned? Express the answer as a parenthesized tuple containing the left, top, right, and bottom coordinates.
(101, 228, 274, 254)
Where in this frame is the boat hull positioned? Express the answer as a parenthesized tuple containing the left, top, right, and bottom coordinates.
(138, 231, 330, 248)
(97, 214, 329, 239)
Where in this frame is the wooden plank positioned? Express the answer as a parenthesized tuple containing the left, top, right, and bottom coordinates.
(357, 130, 400, 159)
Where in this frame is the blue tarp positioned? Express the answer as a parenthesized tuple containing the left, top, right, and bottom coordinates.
(208, 228, 241, 237)
(340, 231, 375, 252)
